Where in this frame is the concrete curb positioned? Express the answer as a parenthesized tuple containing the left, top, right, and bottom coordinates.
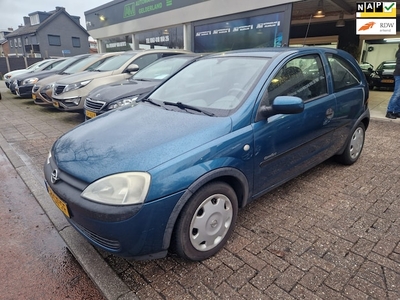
(0, 133, 137, 300)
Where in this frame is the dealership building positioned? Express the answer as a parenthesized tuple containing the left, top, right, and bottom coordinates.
(84, 0, 293, 53)
(85, 0, 400, 67)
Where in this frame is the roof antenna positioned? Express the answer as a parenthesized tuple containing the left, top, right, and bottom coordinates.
(303, 14, 312, 47)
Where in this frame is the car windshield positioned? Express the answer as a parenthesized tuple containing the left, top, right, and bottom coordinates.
(63, 55, 104, 73)
(93, 53, 139, 72)
(29, 60, 53, 70)
(150, 56, 268, 112)
(51, 57, 86, 71)
(133, 56, 195, 80)
(378, 62, 396, 70)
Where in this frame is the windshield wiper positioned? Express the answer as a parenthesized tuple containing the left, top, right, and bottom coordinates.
(163, 101, 214, 116)
(140, 98, 161, 107)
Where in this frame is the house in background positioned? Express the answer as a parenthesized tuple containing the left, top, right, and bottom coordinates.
(0, 29, 12, 56)
(89, 39, 98, 54)
(5, 7, 89, 58)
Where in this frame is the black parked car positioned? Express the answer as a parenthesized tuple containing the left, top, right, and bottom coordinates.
(369, 60, 395, 90)
(84, 54, 202, 120)
(358, 62, 374, 81)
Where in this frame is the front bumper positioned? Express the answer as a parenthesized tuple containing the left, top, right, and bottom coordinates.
(53, 96, 84, 112)
(16, 84, 34, 97)
(33, 85, 54, 106)
(44, 157, 184, 259)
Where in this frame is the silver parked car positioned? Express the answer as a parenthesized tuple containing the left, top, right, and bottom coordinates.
(51, 49, 191, 113)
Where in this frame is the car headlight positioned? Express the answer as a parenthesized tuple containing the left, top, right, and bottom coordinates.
(43, 83, 54, 91)
(5, 74, 11, 79)
(64, 80, 91, 93)
(107, 96, 139, 110)
(81, 172, 151, 205)
(46, 150, 52, 165)
(22, 77, 39, 85)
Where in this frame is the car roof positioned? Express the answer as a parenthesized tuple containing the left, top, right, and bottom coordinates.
(205, 47, 342, 59)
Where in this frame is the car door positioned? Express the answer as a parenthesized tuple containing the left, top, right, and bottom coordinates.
(252, 53, 337, 197)
(325, 53, 367, 149)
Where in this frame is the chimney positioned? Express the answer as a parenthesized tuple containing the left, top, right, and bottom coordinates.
(56, 7, 65, 11)
(24, 17, 31, 26)
(7, 27, 13, 31)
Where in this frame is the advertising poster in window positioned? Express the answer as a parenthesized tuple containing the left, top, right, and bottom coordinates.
(194, 12, 285, 52)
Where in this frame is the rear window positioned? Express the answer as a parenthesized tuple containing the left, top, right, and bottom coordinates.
(326, 54, 361, 92)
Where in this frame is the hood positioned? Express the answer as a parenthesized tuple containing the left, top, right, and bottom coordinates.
(88, 80, 159, 103)
(57, 70, 114, 84)
(53, 104, 231, 183)
(36, 74, 65, 87)
(15, 69, 61, 81)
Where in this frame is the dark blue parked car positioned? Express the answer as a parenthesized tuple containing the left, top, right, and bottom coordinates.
(44, 47, 370, 261)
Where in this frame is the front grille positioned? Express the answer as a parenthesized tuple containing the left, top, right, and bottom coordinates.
(54, 84, 66, 95)
(71, 220, 121, 250)
(85, 97, 106, 112)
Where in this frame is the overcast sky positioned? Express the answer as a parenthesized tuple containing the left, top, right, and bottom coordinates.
(0, 0, 111, 32)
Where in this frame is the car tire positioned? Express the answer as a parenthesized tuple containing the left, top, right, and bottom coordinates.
(336, 123, 365, 165)
(172, 181, 238, 261)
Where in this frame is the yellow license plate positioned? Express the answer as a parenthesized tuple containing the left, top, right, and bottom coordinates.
(32, 94, 36, 100)
(47, 185, 70, 218)
(381, 79, 394, 83)
(53, 101, 59, 108)
(85, 110, 97, 119)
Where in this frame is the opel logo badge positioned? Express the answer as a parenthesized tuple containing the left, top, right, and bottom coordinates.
(51, 169, 59, 184)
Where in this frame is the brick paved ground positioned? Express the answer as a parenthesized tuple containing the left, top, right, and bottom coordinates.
(1, 87, 399, 299)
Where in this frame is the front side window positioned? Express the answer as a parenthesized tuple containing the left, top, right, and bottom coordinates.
(94, 53, 141, 72)
(326, 54, 360, 92)
(72, 37, 81, 48)
(48, 35, 61, 46)
(264, 54, 327, 106)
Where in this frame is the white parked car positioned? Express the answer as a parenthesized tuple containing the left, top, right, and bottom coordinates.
(4, 59, 58, 88)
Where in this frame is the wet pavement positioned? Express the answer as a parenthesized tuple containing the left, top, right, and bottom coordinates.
(0, 145, 105, 299)
(0, 83, 400, 300)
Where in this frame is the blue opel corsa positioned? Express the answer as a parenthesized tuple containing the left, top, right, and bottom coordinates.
(44, 48, 370, 261)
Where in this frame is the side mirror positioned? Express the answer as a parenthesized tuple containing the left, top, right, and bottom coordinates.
(125, 64, 140, 74)
(259, 96, 304, 119)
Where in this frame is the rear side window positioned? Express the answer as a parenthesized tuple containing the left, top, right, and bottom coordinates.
(326, 54, 361, 92)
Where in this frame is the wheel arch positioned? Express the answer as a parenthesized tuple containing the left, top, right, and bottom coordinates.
(336, 110, 370, 156)
(162, 167, 250, 250)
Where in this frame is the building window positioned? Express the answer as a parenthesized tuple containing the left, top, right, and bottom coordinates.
(18, 38, 22, 47)
(48, 35, 61, 46)
(72, 37, 81, 48)
(9, 39, 13, 47)
(30, 14, 40, 25)
(25, 37, 29, 45)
